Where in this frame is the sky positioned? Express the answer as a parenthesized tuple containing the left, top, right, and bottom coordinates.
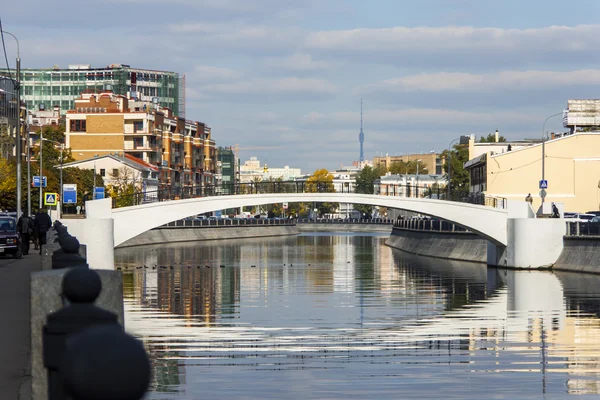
(2, 0, 600, 173)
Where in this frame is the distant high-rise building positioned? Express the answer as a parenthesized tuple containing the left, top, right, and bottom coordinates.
(0, 63, 183, 117)
(359, 99, 364, 163)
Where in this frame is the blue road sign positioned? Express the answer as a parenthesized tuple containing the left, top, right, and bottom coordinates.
(63, 184, 77, 204)
(44, 193, 58, 206)
(32, 176, 47, 188)
(539, 180, 548, 189)
(93, 187, 105, 200)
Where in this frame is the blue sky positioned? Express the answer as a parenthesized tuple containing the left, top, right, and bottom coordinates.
(3, 0, 600, 172)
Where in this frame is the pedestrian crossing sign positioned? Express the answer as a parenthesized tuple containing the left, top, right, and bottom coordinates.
(44, 192, 58, 206)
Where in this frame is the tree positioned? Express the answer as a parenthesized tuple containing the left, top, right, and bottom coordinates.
(478, 133, 506, 143)
(306, 169, 337, 216)
(354, 166, 383, 217)
(442, 144, 470, 200)
(389, 160, 428, 175)
(0, 158, 17, 210)
(106, 167, 138, 207)
(0, 124, 13, 160)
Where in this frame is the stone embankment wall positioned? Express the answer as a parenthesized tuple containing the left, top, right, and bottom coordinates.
(385, 227, 488, 263)
(553, 236, 600, 273)
(118, 225, 300, 248)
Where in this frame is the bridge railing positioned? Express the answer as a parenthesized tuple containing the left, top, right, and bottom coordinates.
(393, 218, 469, 233)
(160, 218, 295, 228)
(296, 218, 394, 225)
(109, 180, 507, 210)
(565, 221, 600, 237)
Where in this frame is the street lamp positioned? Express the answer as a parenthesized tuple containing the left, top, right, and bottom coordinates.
(541, 112, 563, 206)
(416, 159, 422, 197)
(3, 30, 21, 216)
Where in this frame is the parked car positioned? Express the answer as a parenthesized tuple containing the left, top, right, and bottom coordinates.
(587, 211, 600, 217)
(592, 216, 600, 223)
(0, 216, 22, 259)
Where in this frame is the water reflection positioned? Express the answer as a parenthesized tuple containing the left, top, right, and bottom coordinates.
(117, 234, 600, 399)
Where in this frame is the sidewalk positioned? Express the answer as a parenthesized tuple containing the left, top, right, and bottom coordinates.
(0, 253, 41, 400)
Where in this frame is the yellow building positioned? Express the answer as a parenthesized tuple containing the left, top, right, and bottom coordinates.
(465, 132, 600, 213)
(373, 152, 443, 175)
(65, 91, 216, 191)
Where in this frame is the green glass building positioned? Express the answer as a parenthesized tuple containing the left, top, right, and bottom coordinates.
(0, 64, 181, 116)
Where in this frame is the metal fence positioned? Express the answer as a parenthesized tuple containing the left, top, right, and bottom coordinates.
(393, 218, 469, 233)
(565, 221, 600, 237)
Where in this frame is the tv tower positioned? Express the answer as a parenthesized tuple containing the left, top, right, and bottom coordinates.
(359, 99, 364, 163)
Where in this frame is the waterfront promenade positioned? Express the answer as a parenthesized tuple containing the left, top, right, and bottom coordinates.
(0, 254, 40, 400)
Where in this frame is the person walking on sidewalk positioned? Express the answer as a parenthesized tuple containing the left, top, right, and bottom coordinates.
(33, 208, 52, 255)
(17, 212, 33, 255)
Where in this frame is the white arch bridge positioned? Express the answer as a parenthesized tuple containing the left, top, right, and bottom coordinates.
(106, 193, 508, 247)
(64, 190, 564, 272)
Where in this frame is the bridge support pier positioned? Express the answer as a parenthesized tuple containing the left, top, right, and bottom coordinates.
(487, 218, 565, 269)
(58, 199, 115, 271)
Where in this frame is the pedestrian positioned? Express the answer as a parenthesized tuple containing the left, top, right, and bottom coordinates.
(525, 193, 533, 204)
(17, 212, 34, 255)
(34, 208, 52, 255)
(551, 203, 560, 218)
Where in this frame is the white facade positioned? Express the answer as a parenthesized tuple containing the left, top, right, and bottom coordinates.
(239, 157, 302, 183)
(376, 174, 448, 198)
(58, 154, 159, 194)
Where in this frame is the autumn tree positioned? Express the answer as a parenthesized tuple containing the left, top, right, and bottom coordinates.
(306, 169, 337, 216)
(106, 167, 139, 207)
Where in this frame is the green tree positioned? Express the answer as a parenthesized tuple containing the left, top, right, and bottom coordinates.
(354, 166, 384, 217)
(478, 133, 506, 143)
(442, 144, 470, 200)
(389, 160, 428, 175)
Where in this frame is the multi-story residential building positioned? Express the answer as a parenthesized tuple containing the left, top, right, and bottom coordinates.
(0, 64, 182, 118)
(64, 91, 215, 193)
(216, 147, 238, 195)
(239, 157, 302, 183)
(463, 130, 600, 213)
(373, 152, 444, 175)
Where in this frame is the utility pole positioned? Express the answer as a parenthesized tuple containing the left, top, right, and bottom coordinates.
(16, 55, 21, 217)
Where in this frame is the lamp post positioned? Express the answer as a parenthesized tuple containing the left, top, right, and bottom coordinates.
(416, 159, 422, 198)
(541, 112, 563, 206)
(3, 30, 21, 216)
(39, 128, 43, 209)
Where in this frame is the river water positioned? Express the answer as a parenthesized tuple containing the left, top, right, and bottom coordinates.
(115, 233, 600, 399)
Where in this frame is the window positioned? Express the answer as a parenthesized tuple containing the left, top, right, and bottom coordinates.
(100, 169, 106, 177)
(112, 169, 119, 177)
(133, 121, 143, 132)
(69, 119, 86, 132)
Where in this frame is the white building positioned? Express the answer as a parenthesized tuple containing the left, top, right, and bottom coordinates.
(376, 174, 448, 198)
(239, 157, 302, 183)
(58, 153, 159, 195)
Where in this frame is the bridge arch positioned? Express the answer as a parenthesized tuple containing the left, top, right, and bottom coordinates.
(109, 193, 507, 247)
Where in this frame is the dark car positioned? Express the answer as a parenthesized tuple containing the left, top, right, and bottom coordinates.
(0, 216, 22, 259)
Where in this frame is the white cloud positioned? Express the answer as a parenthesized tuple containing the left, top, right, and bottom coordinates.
(306, 24, 600, 67)
(314, 107, 540, 127)
(264, 53, 333, 71)
(190, 66, 239, 81)
(363, 69, 600, 93)
(204, 77, 337, 96)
